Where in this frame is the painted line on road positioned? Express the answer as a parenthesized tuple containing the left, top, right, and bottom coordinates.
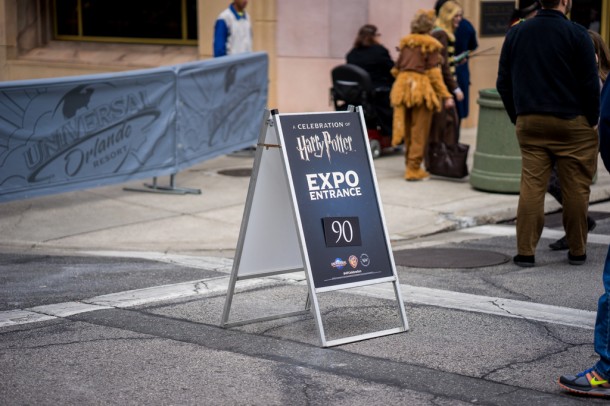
(353, 283, 595, 330)
(457, 224, 516, 237)
(0, 260, 595, 330)
(0, 269, 305, 328)
(458, 224, 610, 245)
(82, 251, 234, 272)
(0, 310, 56, 327)
(29, 302, 114, 317)
(84, 275, 282, 308)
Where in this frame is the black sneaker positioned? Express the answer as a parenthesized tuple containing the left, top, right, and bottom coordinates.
(549, 236, 568, 251)
(558, 367, 610, 397)
(568, 252, 586, 265)
(588, 217, 597, 232)
(513, 254, 535, 267)
(548, 217, 596, 251)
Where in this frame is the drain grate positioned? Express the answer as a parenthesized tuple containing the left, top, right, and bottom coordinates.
(217, 168, 252, 177)
(394, 248, 510, 269)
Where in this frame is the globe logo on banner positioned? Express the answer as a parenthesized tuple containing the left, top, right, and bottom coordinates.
(331, 258, 347, 270)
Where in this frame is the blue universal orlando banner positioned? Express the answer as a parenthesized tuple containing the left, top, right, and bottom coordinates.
(0, 52, 268, 202)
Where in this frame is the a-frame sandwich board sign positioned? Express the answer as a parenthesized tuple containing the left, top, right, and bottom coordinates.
(221, 107, 409, 347)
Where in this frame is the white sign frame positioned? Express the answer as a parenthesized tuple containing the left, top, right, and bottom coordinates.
(221, 108, 408, 347)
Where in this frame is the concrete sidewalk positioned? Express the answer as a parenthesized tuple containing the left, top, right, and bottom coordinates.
(1, 128, 609, 256)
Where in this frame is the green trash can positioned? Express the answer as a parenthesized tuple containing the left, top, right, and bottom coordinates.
(470, 88, 521, 193)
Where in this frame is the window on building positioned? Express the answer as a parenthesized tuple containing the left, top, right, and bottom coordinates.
(54, 0, 198, 44)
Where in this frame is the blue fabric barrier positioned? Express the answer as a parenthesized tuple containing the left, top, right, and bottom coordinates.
(0, 52, 268, 202)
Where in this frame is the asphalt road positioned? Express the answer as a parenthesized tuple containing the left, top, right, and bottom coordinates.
(2, 203, 610, 405)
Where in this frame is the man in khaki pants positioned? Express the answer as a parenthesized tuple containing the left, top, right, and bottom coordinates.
(496, 0, 600, 267)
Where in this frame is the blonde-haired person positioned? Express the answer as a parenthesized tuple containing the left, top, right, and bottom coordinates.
(429, 1, 464, 148)
(435, 0, 479, 123)
(432, 1, 464, 104)
(390, 9, 454, 181)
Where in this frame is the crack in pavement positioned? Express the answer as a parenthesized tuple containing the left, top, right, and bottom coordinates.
(482, 275, 532, 302)
(60, 307, 580, 405)
(481, 302, 592, 383)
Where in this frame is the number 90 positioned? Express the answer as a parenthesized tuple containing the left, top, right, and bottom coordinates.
(332, 220, 353, 244)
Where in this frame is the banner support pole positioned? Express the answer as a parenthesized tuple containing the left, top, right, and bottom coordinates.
(123, 173, 202, 195)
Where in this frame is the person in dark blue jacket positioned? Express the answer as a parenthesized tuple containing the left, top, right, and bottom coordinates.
(496, 0, 600, 268)
(558, 77, 610, 399)
(453, 18, 477, 123)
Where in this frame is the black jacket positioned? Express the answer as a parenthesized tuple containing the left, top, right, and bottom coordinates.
(346, 44, 394, 89)
(496, 9, 600, 126)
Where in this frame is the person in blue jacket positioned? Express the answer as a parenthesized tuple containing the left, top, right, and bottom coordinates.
(558, 78, 610, 399)
(213, 0, 252, 57)
(453, 17, 477, 123)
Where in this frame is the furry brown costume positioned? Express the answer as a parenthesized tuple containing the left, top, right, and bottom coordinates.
(390, 13, 452, 181)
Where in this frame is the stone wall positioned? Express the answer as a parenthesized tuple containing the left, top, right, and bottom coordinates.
(1, 0, 590, 129)
(16, 0, 42, 55)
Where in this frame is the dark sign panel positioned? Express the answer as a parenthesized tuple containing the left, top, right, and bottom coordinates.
(480, 1, 514, 37)
(278, 111, 393, 289)
(322, 216, 362, 248)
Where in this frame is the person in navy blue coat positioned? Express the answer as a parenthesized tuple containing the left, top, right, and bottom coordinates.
(452, 14, 477, 122)
(558, 76, 610, 399)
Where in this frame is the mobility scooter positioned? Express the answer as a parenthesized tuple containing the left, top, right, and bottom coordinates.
(330, 64, 394, 158)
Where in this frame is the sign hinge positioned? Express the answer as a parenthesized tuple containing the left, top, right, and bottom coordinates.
(258, 143, 281, 149)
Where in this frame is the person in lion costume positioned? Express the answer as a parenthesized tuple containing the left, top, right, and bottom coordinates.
(390, 9, 455, 181)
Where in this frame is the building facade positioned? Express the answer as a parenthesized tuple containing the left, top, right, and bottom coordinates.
(1, 0, 608, 128)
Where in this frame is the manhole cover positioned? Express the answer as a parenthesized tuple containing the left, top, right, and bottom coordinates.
(217, 168, 252, 177)
(394, 248, 510, 269)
